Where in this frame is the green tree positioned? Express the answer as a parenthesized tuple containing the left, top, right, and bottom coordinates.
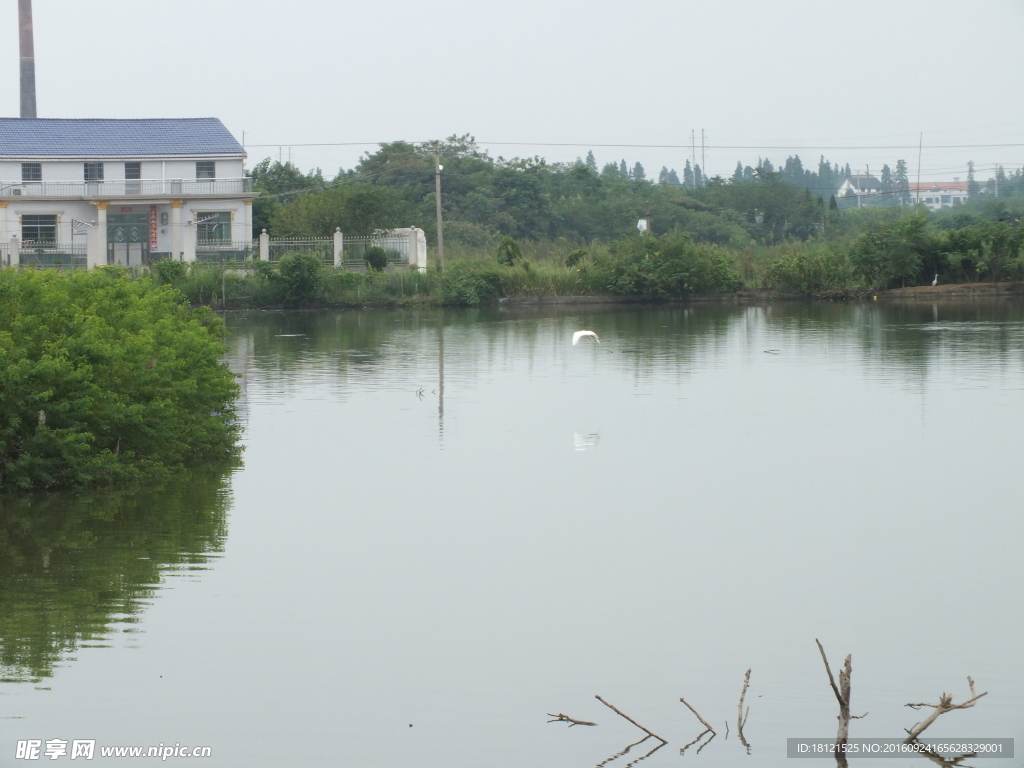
(632, 162, 646, 181)
(894, 159, 911, 205)
(851, 214, 932, 288)
(0, 269, 239, 489)
(880, 164, 893, 193)
(585, 151, 597, 171)
(967, 161, 980, 200)
(683, 160, 694, 188)
(270, 184, 410, 237)
(496, 235, 523, 265)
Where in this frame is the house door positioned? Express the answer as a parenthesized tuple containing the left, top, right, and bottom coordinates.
(107, 213, 150, 267)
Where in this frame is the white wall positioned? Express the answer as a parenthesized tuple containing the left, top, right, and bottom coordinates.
(0, 156, 247, 182)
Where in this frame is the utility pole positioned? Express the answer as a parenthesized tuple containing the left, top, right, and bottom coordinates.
(916, 132, 923, 205)
(701, 129, 706, 187)
(434, 141, 445, 271)
(691, 129, 696, 190)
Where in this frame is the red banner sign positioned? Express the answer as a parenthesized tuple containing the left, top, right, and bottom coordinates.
(149, 206, 158, 251)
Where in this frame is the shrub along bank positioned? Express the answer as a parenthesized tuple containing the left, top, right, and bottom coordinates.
(0, 267, 240, 490)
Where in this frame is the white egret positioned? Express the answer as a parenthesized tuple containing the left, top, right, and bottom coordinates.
(572, 330, 600, 345)
(932, 274, 938, 286)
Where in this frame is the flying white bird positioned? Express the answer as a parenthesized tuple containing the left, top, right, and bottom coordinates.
(572, 330, 600, 346)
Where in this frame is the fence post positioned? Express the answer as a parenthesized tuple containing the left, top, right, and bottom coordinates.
(333, 228, 343, 268)
(411, 227, 427, 271)
(11, 234, 20, 267)
(259, 229, 270, 261)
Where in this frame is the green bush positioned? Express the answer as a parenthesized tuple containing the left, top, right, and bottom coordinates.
(496, 235, 523, 266)
(565, 248, 588, 267)
(609, 233, 743, 295)
(276, 252, 326, 306)
(364, 246, 388, 272)
(0, 268, 239, 489)
(153, 258, 188, 285)
(437, 260, 504, 305)
(761, 244, 857, 295)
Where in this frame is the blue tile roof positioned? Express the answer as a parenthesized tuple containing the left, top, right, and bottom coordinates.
(0, 118, 245, 158)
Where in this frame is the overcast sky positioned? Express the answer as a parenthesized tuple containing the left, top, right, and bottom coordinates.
(2, 0, 1022, 184)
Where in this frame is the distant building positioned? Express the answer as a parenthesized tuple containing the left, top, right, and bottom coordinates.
(0, 117, 253, 268)
(836, 174, 882, 198)
(908, 180, 969, 211)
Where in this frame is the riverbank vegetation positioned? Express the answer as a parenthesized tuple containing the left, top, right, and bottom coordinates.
(230, 137, 1024, 303)
(0, 268, 239, 490)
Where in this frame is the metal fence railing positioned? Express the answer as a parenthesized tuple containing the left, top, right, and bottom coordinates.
(0, 178, 254, 199)
(342, 234, 410, 266)
(195, 241, 257, 265)
(268, 238, 334, 264)
(16, 242, 88, 270)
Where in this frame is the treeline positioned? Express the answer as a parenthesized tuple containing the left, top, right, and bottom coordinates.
(249, 135, 1024, 249)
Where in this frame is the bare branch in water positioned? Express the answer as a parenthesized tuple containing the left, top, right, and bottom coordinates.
(903, 677, 988, 743)
(547, 712, 597, 727)
(595, 696, 667, 744)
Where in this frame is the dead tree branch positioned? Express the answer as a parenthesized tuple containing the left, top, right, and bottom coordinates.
(595, 695, 667, 744)
(903, 677, 988, 743)
(679, 697, 715, 734)
(816, 639, 865, 750)
(546, 712, 597, 727)
(737, 668, 752, 753)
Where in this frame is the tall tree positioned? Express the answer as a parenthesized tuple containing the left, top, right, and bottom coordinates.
(894, 159, 911, 205)
(585, 151, 597, 171)
(880, 164, 893, 193)
(694, 164, 704, 187)
(967, 161, 980, 200)
(733, 162, 744, 184)
(683, 160, 694, 188)
(632, 162, 646, 181)
(619, 159, 628, 177)
(666, 168, 681, 186)
(601, 162, 620, 178)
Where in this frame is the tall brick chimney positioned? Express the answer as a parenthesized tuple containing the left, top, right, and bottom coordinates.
(19, 0, 36, 118)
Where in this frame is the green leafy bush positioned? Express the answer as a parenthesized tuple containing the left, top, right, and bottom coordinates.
(609, 233, 743, 295)
(565, 248, 588, 267)
(276, 252, 326, 306)
(364, 246, 388, 272)
(762, 244, 857, 295)
(437, 260, 504, 305)
(496, 236, 523, 266)
(0, 268, 239, 489)
(153, 258, 188, 285)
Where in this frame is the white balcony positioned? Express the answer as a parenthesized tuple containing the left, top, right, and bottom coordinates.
(0, 177, 254, 200)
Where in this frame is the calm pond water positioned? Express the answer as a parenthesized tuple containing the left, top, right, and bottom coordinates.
(3, 300, 1023, 767)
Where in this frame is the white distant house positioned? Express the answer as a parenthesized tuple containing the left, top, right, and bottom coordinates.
(836, 174, 882, 198)
(0, 117, 253, 268)
(908, 180, 969, 211)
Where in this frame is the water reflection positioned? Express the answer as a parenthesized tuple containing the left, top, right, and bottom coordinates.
(0, 465, 235, 683)
(595, 735, 666, 768)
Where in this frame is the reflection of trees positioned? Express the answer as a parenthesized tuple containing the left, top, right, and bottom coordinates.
(0, 465, 235, 683)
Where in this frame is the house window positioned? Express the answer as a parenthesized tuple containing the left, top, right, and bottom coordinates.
(22, 162, 42, 182)
(195, 211, 231, 243)
(941, 195, 951, 204)
(84, 162, 104, 182)
(196, 161, 216, 179)
(22, 214, 57, 244)
(124, 162, 141, 180)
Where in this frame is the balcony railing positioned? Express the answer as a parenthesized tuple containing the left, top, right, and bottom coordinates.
(0, 178, 254, 199)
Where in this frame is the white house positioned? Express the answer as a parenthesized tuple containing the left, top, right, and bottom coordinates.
(836, 174, 882, 198)
(0, 117, 253, 268)
(908, 180, 969, 211)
